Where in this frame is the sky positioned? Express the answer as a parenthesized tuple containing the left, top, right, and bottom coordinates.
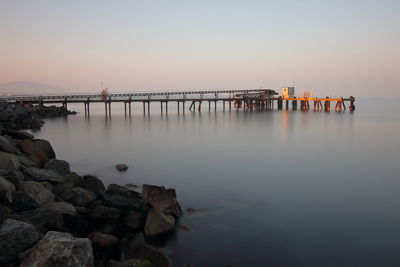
(0, 0, 399, 97)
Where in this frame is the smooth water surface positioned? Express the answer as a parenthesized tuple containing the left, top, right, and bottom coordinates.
(32, 98, 400, 267)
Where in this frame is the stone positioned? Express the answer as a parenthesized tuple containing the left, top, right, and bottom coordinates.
(141, 184, 182, 217)
(0, 204, 11, 224)
(8, 191, 41, 211)
(61, 187, 96, 206)
(83, 175, 105, 197)
(24, 167, 65, 183)
(144, 209, 175, 237)
(116, 164, 129, 171)
(20, 208, 64, 233)
(2, 170, 24, 186)
(64, 172, 84, 186)
(17, 139, 49, 167)
(18, 181, 56, 205)
(43, 202, 78, 216)
(110, 259, 155, 267)
(107, 184, 140, 198)
(123, 211, 143, 230)
(88, 232, 119, 248)
(40, 181, 53, 191)
(44, 159, 70, 174)
(126, 244, 172, 267)
(0, 219, 40, 263)
(52, 181, 75, 196)
(19, 231, 94, 267)
(18, 155, 39, 167)
(90, 205, 121, 221)
(0, 135, 18, 154)
(2, 129, 34, 140)
(0, 176, 16, 203)
(33, 139, 55, 159)
(104, 195, 143, 211)
(0, 151, 21, 171)
(96, 223, 117, 235)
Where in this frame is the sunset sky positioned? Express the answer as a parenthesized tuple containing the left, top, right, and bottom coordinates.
(0, 0, 399, 96)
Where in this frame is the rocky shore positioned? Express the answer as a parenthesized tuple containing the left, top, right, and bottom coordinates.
(0, 102, 183, 267)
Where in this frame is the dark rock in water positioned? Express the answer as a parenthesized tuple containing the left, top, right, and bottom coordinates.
(88, 231, 119, 248)
(2, 129, 34, 140)
(24, 167, 64, 183)
(83, 175, 106, 197)
(142, 184, 182, 217)
(19, 207, 64, 233)
(8, 191, 40, 211)
(0, 204, 11, 224)
(90, 205, 121, 221)
(43, 202, 78, 216)
(0, 151, 21, 171)
(18, 181, 56, 205)
(0, 176, 16, 203)
(44, 159, 70, 175)
(116, 164, 129, 171)
(0, 218, 40, 264)
(104, 195, 143, 211)
(177, 225, 191, 231)
(33, 139, 55, 159)
(17, 139, 49, 167)
(19, 231, 94, 267)
(64, 172, 84, 186)
(52, 181, 75, 196)
(123, 211, 143, 230)
(186, 208, 203, 213)
(0, 135, 18, 154)
(144, 209, 175, 237)
(126, 244, 172, 267)
(107, 184, 140, 198)
(61, 187, 97, 207)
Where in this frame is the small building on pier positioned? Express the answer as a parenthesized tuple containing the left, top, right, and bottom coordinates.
(282, 87, 295, 98)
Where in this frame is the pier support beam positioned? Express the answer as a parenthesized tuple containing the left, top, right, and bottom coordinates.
(277, 99, 283, 110)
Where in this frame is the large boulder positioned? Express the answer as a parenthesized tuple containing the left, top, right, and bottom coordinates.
(18, 181, 56, 205)
(18, 155, 39, 167)
(0, 176, 16, 203)
(52, 181, 75, 196)
(2, 129, 34, 140)
(19, 231, 94, 267)
(17, 139, 49, 167)
(61, 187, 96, 207)
(0, 151, 21, 171)
(24, 167, 65, 183)
(104, 195, 143, 211)
(33, 139, 55, 159)
(2, 170, 24, 186)
(8, 191, 41, 211)
(43, 202, 78, 216)
(20, 207, 64, 233)
(83, 175, 105, 197)
(90, 205, 121, 221)
(64, 172, 84, 186)
(0, 218, 40, 263)
(107, 184, 140, 198)
(141, 185, 182, 217)
(126, 244, 172, 267)
(0, 135, 18, 154)
(144, 209, 175, 237)
(44, 159, 70, 175)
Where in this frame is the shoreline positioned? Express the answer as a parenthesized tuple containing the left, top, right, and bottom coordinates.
(0, 102, 183, 267)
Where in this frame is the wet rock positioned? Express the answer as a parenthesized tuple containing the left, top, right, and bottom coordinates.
(104, 195, 143, 211)
(64, 172, 84, 186)
(0, 218, 40, 264)
(2, 129, 34, 140)
(17, 139, 49, 167)
(127, 244, 172, 267)
(88, 231, 119, 248)
(123, 211, 143, 230)
(18, 181, 56, 205)
(61, 187, 97, 207)
(0, 151, 21, 171)
(20, 207, 64, 233)
(8, 191, 41, 211)
(19, 231, 94, 267)
(33, 139, 55, 159)
(0, 136, 18, 154)
(23, 167, 64, 183)
(83, 175, 105, 197)
(43, 202, 78, 216)
(0, 176, 16, 203)
(142, 184, 182, 217)
(90, 205, 121, 221)
(144, 209, 175, 237)
(107, 184, 140, 198)
(116, 164, 129, 171)
(44, 159, 70, 175)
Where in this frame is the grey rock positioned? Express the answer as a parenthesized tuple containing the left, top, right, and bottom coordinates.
(90, 205, 121, 221)
(64, 172, 84, 186)
(104, 194, 143, 211)
(17, 139, 49, 167)
(0, 135, 18, 154)
(43, 202, 78, 216)
(0, 151, 21, 171)
(24, 167, 65, 183)
(144, 209, 175, 237)
(20, 207, 64, 233)
(61, 187, 96, 207)
(44, 159, 70, 175)
(2, 129, 34, 140)
(142, 184, 182, 217)
(18, 181, 56, 205)
(123, 211, 143, 230)
(115, 164, 129, 171)
(18, 155, 39, 167)
(33, 139, 55, 159)
(8, 191, 40, 211)
(83, 175, 105, 197)
(0, 176, 16, 203)
(107, 184, 139, 198)
(40, 181, 53, 191)
(52, 181, 75, 196)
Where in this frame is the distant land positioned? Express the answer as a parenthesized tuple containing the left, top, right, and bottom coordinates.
(0, 81, 72, 95)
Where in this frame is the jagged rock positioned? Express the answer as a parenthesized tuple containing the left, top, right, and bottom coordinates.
(126, 244, 172, 267)
(19, 231, 94, 267)
(0, 218, 40, 264)
(90, 205, 121, 221)
(142, 184, 182, 217)
(20, 207, 64, 233)
(116, 164, 129, 171)
(44, 159, 70, 174)
(0, 176, 16, 203)
(33, 139, 55, 159)
(144, 209, 175, 237)
(123, 211, 143, 230)
(88, 232, 119, 248)
(43, 202, 78, 216)
(2, 129, 34, 140)
(104, 195, 143, 211)
(0, 136, 18, 154)
(61, 187, 96, 207)
(17, 139, 49, 167)
(64, 172, 84, 186)
(24, 167, 65, 183)
(83, 175, 105, 197)
(8, 191, 40, 211)
(18, 181, 56, 205)
(0, 151, 21, 171)
(107, 184, 139, 198)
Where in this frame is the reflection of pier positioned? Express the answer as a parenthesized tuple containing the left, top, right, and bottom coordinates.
(0, 89, 355, 116)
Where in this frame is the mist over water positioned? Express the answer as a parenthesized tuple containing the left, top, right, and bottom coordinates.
(31, 98, 400, 267)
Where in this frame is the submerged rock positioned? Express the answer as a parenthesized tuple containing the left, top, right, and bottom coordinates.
(141, 184, 182, 217)
(116, 164, 129, 171)
(144, 209, 175, 237)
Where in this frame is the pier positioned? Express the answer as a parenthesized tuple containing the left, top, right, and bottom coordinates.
(0, 89, 355, 116)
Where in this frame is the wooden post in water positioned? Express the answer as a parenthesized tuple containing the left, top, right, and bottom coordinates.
(278, 99, 283, 110)
(324, 97, 331, 112)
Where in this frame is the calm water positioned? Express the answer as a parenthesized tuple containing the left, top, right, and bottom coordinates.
(31, 97, 400, 267)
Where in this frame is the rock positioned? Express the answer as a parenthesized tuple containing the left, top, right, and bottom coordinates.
(44, 159, 70, 174)
(88, 232, 119, 248)
(40, 181, 53, 191)
(0, 151, 21, 171)
(43, 202, 77, 216)
(111, 259, 156, 267)
(0, 176, 16, 203)
(83, 175, 105, 197)
(116, 164, 129, 171)
(18, 181, 56, 205)
(19, 231, 94, 267)
(123, 211, 143, 230)
(107, 184, 140, 198)
(8, 191, 41, 211)
(64, 172, 84, 186)
(52, 181, 75, 196)
(0, 218, 40, 263)
(17, 139, 49, 167)
(18, 155, 39, 167)
(2, 129, 34, 140)
(20, 207, 64, 233)
(142, 184, 182, 217)
(24, 167, 65, 183)
(2, 170, 24, 186)
(104, 195, 143, 211)
(144, 209, 175, 237)
(186, 208, 203, 213)
(96, 223, 117, 235)
(127, 244, 172, 267)
(0, 135, 18, 154)
(90, 205, 121, 221)
(61, 187, 96, 207)
(0, 204, 11, 224)
(33, 139, 55, 159)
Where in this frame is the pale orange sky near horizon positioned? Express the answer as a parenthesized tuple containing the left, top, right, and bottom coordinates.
(1, 0, 399, 97)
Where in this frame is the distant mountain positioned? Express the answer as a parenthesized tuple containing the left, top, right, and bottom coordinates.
(0, 81, 72, 95)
